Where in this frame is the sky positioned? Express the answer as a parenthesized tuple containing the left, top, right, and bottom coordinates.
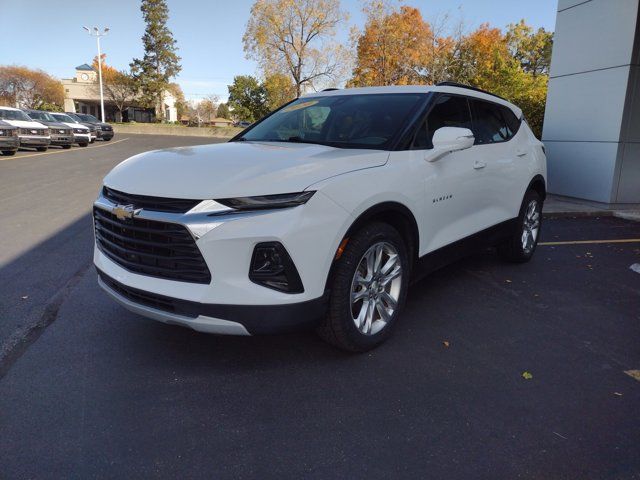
(0, 0, 558, 102)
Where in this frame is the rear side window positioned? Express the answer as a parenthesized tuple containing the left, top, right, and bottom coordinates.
(501, 106, 521, 137)
(470, 100, 510, 144)
(413, 95, 472, 149)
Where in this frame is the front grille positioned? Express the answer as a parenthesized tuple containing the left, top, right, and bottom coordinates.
(55, 128, 71, 135)
(0, 129, 15, 137)
(19, 128, 46, 136)
(73, 128, 86, 134)
(103, 186, 201, 214)
(98, 270, 197, 317)
(93, 207, 211, 284)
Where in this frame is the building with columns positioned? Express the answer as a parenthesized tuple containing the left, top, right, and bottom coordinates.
(543, 0, 640, 204)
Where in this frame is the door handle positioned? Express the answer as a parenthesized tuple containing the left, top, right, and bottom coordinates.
(473, 160, 487, 169)
(516, 148, 527, 157)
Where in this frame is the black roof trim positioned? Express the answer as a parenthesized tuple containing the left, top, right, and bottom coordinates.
(321, 88, 340, 91)
(436, 82, 508, 102)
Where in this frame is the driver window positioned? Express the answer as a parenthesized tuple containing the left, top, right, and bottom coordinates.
(412, 95, 472, 149)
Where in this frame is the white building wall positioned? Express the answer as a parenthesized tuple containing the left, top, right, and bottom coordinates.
(543, 0, 640, 203)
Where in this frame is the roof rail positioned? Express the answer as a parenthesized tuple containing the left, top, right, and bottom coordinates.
(435, 82, 508, 102)
(321, 88, 340, 92)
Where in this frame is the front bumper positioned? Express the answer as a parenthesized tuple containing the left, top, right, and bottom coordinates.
(93, 188, 350, 334)
(73, 133, 91, 143)
(19, 135, 50, 147)
(0, 137, 19, 150)
(97, 269, 328, 334)
(50, 134, 73, 146)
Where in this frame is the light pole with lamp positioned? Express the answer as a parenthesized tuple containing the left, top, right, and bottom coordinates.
(83, 26, 109, 123)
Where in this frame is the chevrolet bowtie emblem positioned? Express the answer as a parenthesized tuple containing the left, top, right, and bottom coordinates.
(112, 204, 141, 221)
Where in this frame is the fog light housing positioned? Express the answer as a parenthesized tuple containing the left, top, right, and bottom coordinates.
(249, 242, 304, 293)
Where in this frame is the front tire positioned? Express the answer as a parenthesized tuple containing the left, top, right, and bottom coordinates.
(79, 142, 88, 147)
(498, 190, 542, 263)
(317, 222, 410, 352)
(63, 144, 72, 149)
(36, 147, 47, 152)
(2, 150, 16, 156)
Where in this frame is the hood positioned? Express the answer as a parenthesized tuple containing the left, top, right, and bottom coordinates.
(39, 121, 70, 129)
(4, 119, 48, 129)
(64, 122, 89, 130)
(104, 141, 389, 199)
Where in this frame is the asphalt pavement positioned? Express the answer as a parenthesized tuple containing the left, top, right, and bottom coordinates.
(1, 136, 639, 479)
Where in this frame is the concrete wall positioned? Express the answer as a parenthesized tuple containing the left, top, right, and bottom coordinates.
(543, 0, 640, 203)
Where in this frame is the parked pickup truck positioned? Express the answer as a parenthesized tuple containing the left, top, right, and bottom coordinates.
(0, 106, 50, 151)
(24, 110, 74, 149)
(0, 120, 19, 156)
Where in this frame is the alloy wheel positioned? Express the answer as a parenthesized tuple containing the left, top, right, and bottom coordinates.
(350, 241, 402, 335)
(521, 199, 540, 254)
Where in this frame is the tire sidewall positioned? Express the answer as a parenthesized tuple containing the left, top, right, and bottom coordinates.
(330, 223, 410, 350)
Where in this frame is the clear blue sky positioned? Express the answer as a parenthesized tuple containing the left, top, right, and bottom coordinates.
(1, 0, 558, 102)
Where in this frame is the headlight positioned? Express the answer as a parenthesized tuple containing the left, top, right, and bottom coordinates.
(216, 191, 315, 210)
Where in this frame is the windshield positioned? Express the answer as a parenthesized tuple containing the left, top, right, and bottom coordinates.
(0, 109, 33, 122)
(238, 93, 428, 149)
(66, 113, 82, 122)
(26, 111, 56, 122)
(52, 113, 76, 123)
(78, 113, 99, 122)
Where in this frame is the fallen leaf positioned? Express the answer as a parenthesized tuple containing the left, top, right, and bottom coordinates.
(614, 392, 623, 396)
(522, 371, 533, 380)
(505, 279, 512, 283)
(442, 341, 450, 348)
(21, 295, 28, 300)
(625, 370, 640, 382)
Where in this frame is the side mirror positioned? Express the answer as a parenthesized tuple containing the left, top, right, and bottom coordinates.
(427, 127, 475, 162)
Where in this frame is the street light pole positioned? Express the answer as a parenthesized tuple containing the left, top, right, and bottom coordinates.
(83, 26, 109, 123)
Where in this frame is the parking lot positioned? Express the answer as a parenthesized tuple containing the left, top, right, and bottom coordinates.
(1, 134, 639, 479)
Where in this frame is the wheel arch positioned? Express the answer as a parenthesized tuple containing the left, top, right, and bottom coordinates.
(527, 174, 546, 200)
(324, 201, 420, 292)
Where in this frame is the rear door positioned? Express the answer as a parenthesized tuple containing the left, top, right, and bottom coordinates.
(468, 98, 527, 226)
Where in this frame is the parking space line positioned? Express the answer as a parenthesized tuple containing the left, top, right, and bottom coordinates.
(540, 239, 640, 246)
(0, 137, 129, 161)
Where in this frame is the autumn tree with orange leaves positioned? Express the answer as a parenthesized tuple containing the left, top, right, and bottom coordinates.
(0, 66, 64, 110)
(350, 2, 552, 137)
(91, 55, 138, 120)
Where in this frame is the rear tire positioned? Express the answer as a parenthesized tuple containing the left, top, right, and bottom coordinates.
(79, 142, 88, 147)
(498, 190, 542, 263)
(36, 147, 47, 152)
(2, 150, 16, 156)
(63, 144, 72, 149)
(317, 222, 410, 352)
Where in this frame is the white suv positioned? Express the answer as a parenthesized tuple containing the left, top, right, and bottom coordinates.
(94, 84, 546, 351)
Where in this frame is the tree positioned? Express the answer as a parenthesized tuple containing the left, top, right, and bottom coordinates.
(130, 0, 181, 121)
(216, 102, 230, 119)
(243, 0, 348, 97)
(506, 20, 553, 77)
(350, 2, 432, 87)
(0, 65, 64, 109)
(348, 12, 552, 138)
(227, 75, 269, 122)
(263, 73, 296, 110)
(92, 56, 138, 121)
(188, 95, 218, 127)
